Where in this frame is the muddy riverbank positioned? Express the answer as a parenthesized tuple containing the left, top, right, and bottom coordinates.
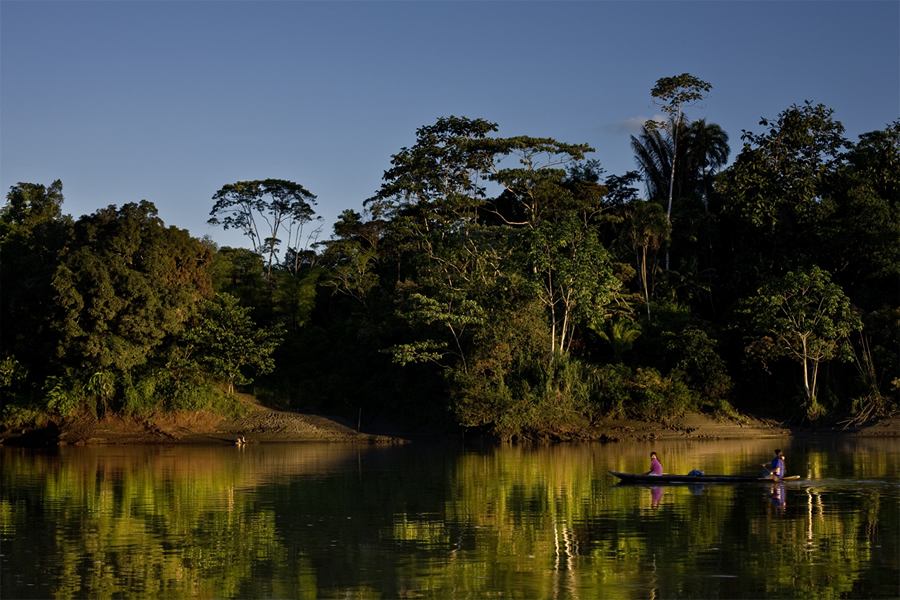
(2, 403, 896, 447)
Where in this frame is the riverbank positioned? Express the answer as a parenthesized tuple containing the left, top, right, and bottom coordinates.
(1, 403, 897, 446)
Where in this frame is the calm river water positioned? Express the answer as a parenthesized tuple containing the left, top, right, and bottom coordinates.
(2, 436, 898, 599)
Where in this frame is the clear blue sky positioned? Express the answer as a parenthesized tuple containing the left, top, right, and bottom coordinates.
(2, 1, 897, 250)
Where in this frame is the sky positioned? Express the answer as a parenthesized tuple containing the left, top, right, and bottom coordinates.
(2, 1, 898, 250)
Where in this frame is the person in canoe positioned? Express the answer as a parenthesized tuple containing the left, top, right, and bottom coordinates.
(762, 449, 785, 479)
(646, 452, 664, 476)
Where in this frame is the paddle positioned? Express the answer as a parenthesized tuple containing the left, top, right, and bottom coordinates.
(760, 463, 782, 482)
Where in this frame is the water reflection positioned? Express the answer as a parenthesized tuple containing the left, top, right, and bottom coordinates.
(1, 438, 898, 599)
(769, 482, 786, 511)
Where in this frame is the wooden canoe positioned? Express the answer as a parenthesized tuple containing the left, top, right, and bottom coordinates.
(609, 470, 800, 484)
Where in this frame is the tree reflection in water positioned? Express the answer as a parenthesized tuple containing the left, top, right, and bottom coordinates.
(1, 438, 898, 599)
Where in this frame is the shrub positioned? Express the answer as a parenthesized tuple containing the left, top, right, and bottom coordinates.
(43, 376, 85, 417)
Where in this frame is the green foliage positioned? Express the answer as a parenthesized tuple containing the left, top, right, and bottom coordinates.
(590, 364, 694, 422)
(209, 179, 319, 279)
(0, 356, 28, 391)
(1, 181, 73, 384)
(51, 201, 214, 375)
(208, 245, 267, 306)
(524, 217, 622, 354)
(739, 266, 862, 417)
(319, 215, 381, 307)
(722, 101, 847, 231)
(630, 367, 693, 420)
(650, 73, 713, 120)
(121, 371, 160, 416)
(623, 200, 669, 317)
(184, 293, 285, 394)
(42, 376, 84, 417)
(590, 318, 641, 363)
(367, 116, 498, 225)
(272, 267, 324, 332)
(664, 328, 734, 411)
(4, 103, 896, 432)
(0, 402, 49, 431)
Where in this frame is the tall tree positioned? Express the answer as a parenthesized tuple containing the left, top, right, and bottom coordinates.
(721, 101, 847, 231)
(525, 217, 621, 354)
(366, 116, 496, 235)
(718, 102, 849, 286)
(648, 74, 713, 219)
(51, 201, 214, 377)
(740, 266, 861, 417)
(482, 137, 594, 228)
(631, 119, 676, 203)
(366, 116, 501, 291)
(1, 181, 71, 382)
(319, 210, 383, 308)
(645, 73, 713, 269)
(683, 119, 730, 211)
(624, 200, 670, 318)
(209, 179, 318, 280)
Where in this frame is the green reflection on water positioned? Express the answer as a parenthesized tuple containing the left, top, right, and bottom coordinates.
(1, 438, 898, 599)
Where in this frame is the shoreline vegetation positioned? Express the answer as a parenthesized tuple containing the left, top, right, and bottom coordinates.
(2, 403, 897, 447)
(2, 80, 898, 441)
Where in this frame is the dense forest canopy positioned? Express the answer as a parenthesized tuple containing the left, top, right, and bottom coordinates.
(2, 82, 898, 437)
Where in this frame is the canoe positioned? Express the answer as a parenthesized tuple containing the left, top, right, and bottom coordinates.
(608, 470, 800, 484)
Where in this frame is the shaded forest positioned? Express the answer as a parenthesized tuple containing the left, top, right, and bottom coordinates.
(3, 78, 898, 438)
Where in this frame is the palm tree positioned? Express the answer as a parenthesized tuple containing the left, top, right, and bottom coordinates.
(630, 118, 676, 204)
(683, 119, 730, 211)
(631, 117, 730, 270)
(592, 319, 642, 363)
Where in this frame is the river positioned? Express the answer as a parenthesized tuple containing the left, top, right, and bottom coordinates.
(2, 436, 898, 599)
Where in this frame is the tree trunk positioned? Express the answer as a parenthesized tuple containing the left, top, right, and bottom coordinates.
(664, 109, 681, 272)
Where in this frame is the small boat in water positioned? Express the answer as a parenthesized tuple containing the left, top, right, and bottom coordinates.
(609, 470, 800, 484)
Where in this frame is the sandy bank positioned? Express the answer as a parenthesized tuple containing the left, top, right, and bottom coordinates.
(1, 405, 896, 447)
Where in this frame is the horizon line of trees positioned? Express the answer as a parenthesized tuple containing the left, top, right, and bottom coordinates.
(2, 76, 898, 438)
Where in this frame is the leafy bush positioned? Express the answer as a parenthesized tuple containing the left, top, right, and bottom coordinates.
(0, 403, 50, 431)
(43, 376, 85, 417)
(664, 328, 735, 413)
(630, 367, 693, 420)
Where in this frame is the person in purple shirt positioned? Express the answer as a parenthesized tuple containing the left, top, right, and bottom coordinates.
(762, 449, 785, 478)
(646, 452, 663, 475)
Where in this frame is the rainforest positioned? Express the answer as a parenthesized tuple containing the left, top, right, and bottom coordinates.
(2, 88, 898, 439)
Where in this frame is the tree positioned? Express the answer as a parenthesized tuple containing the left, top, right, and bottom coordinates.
(182, 293, 284, 394)
(631, 119, 676, 204)
(591, 318, 641, 363)
(483, 137, 594, 228)
(51, 201, 214, 376)
(366, 116, 497, 242)
(683, 119, 730, 211)
(1, 181, 72, 379)
(525, 217, 621, 354)
(209, 179, 319, 280)
(624, 200, 670, 318)
(2, 180, 65, 229)
(740, 266, 862, 417)
(721, 101, 847, 232)
(387, 291, 485, 373)
(648, 74, 713, 219)
(824, 120, 900, 303)
(645, 73, 713, 269)
(365, 116, 503, 292)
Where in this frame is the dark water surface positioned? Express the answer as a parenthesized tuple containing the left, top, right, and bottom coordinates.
(2, 436, 898, 599)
